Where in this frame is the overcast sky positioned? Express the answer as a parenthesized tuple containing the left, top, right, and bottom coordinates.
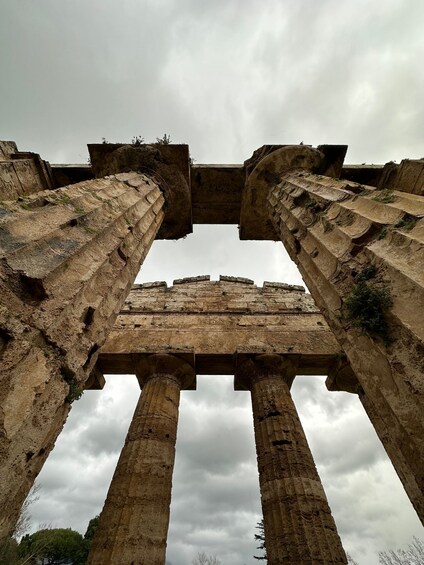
(1, 1, 423, 564)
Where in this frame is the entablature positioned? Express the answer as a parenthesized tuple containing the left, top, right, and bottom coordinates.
(97, 276, 342, 377)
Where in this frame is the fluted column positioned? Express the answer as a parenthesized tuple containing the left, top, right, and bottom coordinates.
(235, 354, 347, 565)
(0, 173, 165, 538)
(241, 145, 424, 523)
(87, 354, 196, 565)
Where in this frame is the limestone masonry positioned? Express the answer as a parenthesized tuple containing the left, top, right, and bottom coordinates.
(0, 140, 423, 565)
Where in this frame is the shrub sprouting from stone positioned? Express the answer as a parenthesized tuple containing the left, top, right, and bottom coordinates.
(156, 133, 172, 144)
(345, 266, 392, 343)
(60, 366, 83, 404)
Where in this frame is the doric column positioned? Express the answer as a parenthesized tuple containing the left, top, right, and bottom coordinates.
(240, 145, 424, 523)
(0, 173, 165, 538)
(235, 354, 347, 565)
(87, 354, 196, 565)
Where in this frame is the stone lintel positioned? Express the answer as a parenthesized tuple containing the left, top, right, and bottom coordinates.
(98, 351, 340, 378)
(191, 164, 244, 224)
(52, 164, 94, 188)
(88, 143, 192, 240)
(134, 351, 196, 390)
(340, 164, 384, 187)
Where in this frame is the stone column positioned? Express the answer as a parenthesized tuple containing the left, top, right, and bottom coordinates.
(235, 354, 347, 565)
(0, 173, 166, 538)
(240, 145, 424, 523)
(87, 354, 196, 565)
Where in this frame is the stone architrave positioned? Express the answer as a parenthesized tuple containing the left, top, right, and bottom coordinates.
(241, 145, 424, 523)
(235, 353, 347, 565)
(87, 353, 196, 565)
(0, 173, 165, 538)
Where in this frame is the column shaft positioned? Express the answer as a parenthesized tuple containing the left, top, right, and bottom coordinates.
(239, 355, 347, 565)
(0, 173, 164, 538)
(245, 145, 424, 522)
(87, 354, 195, 565)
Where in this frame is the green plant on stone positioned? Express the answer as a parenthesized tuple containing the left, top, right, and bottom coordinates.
(60, 366, 83, 404)
(305, 197, 317, 209)
(156, 133, 172, 144)
(323, 219, 334, 233)
(344, 274, 392, 343)
(372, 189, 396, 204)
(377, 227, 388, 240)
(356, 265, 377, 282)
(132, 135, 145, 146)
(58, 193, 72, 205)
(395, 215, 418, 231)
(66, 379, 83, 403)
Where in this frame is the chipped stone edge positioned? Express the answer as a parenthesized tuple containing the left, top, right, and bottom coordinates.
(219, 275, 254, 285)
(173, 275, 211, 285)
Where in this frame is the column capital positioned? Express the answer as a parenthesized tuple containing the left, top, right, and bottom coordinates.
(326, 356, 361, 395)
(135, 353, 196, 390)
(234, 353, 299, 391)
(240, 145, 324, 240)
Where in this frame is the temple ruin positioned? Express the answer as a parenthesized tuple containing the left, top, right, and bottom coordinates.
(0, 140, 423, 564)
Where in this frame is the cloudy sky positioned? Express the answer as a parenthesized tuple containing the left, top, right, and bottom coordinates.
(1, 1, 424, 563)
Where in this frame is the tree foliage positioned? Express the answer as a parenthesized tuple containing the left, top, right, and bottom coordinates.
(254, 519, 267, 561)
(19, 528, 86, 564)
(83, 514, 99, 545)
(0, 536, 20, 564)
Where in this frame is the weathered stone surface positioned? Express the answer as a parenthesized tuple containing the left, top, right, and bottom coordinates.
(258, 146, 424, 522)
(98, 279, 342, 377)
(235, 354, 347, 565)
(0, 173, 165, 538)
(87, 354, 195, 565)
(173, 274, 210, 285)
(0, 141, 54, 199)
(88, 143, 191, 239)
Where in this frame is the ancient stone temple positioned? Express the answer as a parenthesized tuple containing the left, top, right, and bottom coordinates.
(0, 139, 423, 564)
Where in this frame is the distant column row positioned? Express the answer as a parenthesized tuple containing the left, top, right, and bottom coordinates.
(88, 353, 347, 565)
